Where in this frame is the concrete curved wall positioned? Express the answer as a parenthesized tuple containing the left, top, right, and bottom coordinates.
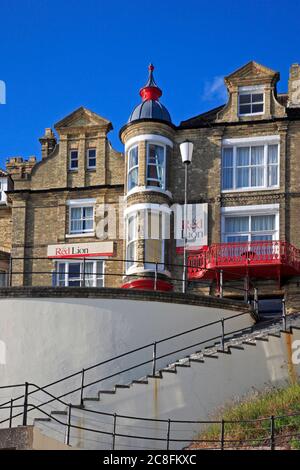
(0, 288, 253, 405)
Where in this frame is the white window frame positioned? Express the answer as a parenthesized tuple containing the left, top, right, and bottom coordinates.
(146, 142, 166, 190)
(238, 85, 265, 116)
(126, 212, 138, 273)
(221, 204, 279, 243)
(67, 200, 95, 236)
(0, 270, 7, 287)
(0, 177, 7, 204)
(87, 148, 96, 170)
(125, 204, 171, 275)
(222, 136, 280, 192)
(69, 150, 79, 171)
(55, 259, 105, 287)
(144, 210, 165, 271)
(127, 145, 139, 192)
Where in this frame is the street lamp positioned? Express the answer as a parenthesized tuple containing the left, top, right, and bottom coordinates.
(180, 141, 194, 294)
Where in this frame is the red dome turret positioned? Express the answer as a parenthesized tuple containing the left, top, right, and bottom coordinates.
(128, 64, 172, 124)
(139, 64, 162, 101)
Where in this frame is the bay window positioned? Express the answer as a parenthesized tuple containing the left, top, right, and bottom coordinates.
(55, 260, 104, 287)
(125, 206, 167, 273)
(144, 211, 164, 270)
(146, 144, 165, 188)
(222, 141, 279, 191)
(128, 146, 139, 191)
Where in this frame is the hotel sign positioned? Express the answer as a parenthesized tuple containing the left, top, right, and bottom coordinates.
(176, 203, 208, 252)
(47, 241, 114, 258)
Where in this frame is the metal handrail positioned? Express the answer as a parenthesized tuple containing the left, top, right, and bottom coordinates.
(0, 313, 295, 449)
(5, 255, 258, 288)
(0, 310, 252, 411)
(188, 240, 300, 272)
(1, 379, 300, 450)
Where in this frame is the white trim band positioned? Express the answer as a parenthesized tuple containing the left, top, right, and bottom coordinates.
(126, 186, 173, 199)
(125, 134, 173, 151)
(221, 204, 279, 215)
(67, 198, 96, 206)
(222, 135, 280, 146)
(124, 203, 172, 217)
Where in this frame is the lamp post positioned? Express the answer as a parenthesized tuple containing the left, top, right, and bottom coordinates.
(180, 141, 194, 294)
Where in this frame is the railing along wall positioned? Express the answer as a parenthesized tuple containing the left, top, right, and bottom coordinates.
(2, 256, 258, 300)
(0, 307, 294, 450)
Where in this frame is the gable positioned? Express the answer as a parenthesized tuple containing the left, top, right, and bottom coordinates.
(225, 61, 279, 87)
(54, 106, 112, 132)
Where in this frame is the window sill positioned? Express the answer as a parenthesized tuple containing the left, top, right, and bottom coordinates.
(238, 112, 264, 117)
(125, 266, 171, 277)
(126, 186, 173, 199)
(66, 233, 95, 238)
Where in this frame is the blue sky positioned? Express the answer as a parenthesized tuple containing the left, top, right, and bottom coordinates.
(0, 0, 300, 168)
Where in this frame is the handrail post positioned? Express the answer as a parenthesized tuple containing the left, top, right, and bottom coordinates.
(154, 263, 158, 291)
(219, 270, 223, 298)
(65, 403, 72, 446)
(80, 368, 85, 406)
(112, 413, 117, 450)
(270, 415, 275, 450)
(9, 399, 13, 428)
(244, 275, 249, 303)
(152, 342, 157, 376)
(282, 298, 287, 331)
(166, 419, 171, 450)
(220, 419, 225, 450)
(9, 256, 13, 287)
(22, 382, 29, 426)
(220, 318, 225, 351)
(83, 257, 86, 287)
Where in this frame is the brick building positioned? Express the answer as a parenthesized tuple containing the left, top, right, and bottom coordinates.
(2, 60, 300, 309)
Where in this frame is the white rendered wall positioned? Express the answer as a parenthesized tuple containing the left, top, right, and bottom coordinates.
(0, 295, 252, 405)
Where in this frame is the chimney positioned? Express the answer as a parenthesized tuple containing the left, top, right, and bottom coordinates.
(39, 128, 57, 159)
(288, 64, 300, 107)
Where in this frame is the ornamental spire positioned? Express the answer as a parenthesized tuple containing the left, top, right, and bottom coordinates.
(139, 64, 162, 102)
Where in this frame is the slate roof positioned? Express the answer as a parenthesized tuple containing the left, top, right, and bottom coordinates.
(179, 93, 290, 129)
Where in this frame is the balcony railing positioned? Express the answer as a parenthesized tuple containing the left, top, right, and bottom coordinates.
(188, 241, 300, 280)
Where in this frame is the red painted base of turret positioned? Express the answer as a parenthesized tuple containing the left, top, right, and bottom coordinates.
(121, 278, 173, 292)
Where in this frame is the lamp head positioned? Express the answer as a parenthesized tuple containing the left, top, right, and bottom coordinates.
(180, 141, 194, 165)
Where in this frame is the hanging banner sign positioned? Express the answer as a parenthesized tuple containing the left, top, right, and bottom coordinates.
(47, 241, 114, 258)
(175, 203, 208, 252)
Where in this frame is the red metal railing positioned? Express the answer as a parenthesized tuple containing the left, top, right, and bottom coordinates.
(188, 241, 300, 279)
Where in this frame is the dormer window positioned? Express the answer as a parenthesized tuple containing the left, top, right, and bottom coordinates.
(238, 86, 264, 116)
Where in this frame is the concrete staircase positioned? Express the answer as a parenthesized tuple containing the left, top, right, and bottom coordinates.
(31, 315, 300, 450)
